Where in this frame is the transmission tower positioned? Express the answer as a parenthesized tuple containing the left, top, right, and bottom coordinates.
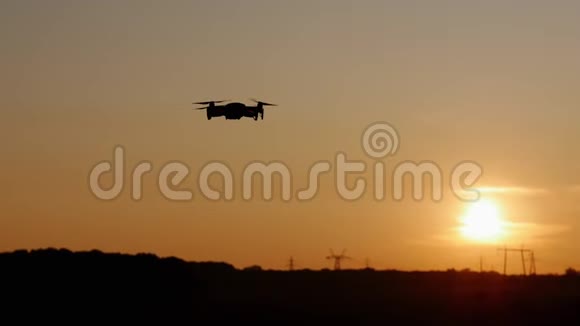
(326, 249, 351, 270)
(497, 246, 536, 275)
(287, 256, 295, 271)
(528, 251, 537, 275)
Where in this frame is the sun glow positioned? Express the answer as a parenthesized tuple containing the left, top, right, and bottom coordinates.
(460, 199, 505, 243)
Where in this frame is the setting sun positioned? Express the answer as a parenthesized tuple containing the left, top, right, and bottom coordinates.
(460, 199, 505, 243)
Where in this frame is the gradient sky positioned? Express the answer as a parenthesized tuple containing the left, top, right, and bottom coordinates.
(1, 0, 579, 273)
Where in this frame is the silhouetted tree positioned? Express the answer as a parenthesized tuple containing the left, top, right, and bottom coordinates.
(565, 267, 578, 276)
(243, 265, 263, 271)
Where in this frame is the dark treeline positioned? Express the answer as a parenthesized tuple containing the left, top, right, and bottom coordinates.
(1, 248, 579, 324)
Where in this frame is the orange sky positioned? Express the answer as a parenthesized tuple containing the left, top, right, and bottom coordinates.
(1, 1, 579, 273)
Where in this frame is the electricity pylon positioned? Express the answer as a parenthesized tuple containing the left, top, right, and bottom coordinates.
(528, 251, 537, 275)
(497, 246, 536, 275)
(287, 256, 295, 271)
(326, 249, 351, 270)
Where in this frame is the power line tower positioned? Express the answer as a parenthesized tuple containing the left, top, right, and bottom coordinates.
(528, 251, 537, 275)
(326, 249, 351, 271)
(497, 246, 536, 275)
(287, 256, 295, 271)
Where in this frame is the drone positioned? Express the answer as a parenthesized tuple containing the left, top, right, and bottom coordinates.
(193, 99, 277, 121)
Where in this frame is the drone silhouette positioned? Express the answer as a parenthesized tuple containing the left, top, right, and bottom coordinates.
(193, 99, 277, 121)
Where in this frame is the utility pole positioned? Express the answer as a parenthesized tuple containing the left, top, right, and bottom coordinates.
(521, 250, 527, 276)
(503, 246, 508, 275)
(326, 249, 351, 271)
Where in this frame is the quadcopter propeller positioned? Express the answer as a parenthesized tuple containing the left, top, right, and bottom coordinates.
(250, 98, 277, 106)
(193, 100, 228, 105)
(193, 100, 229, 111)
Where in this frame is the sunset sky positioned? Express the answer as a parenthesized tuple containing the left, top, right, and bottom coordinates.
(1, 1, 579, 273)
